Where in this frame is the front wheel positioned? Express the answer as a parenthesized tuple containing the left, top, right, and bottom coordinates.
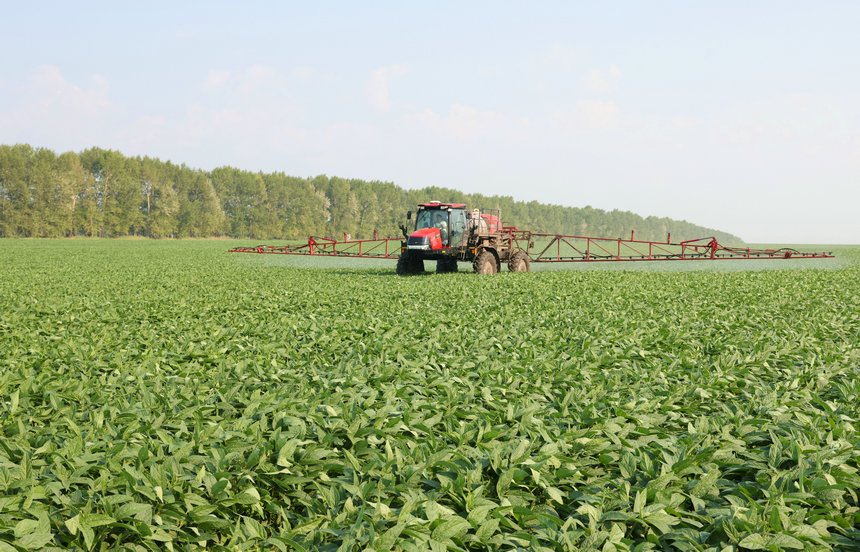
(436, 258, 458, 273)
(473, 250, 498, 274)
(396, 253, 425, 275)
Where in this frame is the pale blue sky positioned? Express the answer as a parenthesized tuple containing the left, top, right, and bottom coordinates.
(2, 2, 858, 242)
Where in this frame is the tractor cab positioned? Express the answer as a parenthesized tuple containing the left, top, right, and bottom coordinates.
(406, 201, 467, 251)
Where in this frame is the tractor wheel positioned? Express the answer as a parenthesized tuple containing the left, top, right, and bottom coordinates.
(508, 251, 530, 273)
(396, 255, 410, 275)
(473, 250, 498, 275)
(397, 254, 424, 275)
(436, 258, 458, 273)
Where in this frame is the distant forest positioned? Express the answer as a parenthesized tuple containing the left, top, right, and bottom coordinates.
(0, 144, 742, 243)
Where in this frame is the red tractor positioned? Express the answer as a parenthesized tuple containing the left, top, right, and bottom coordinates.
(396, 201, 530, 274)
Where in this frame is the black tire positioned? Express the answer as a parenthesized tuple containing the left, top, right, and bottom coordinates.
(436, 258, 458, 273)
(397, 254, 425, 275)
(508, 251, 530, 273)
(396, 254, 410, 275)
(473, 249, 498, 274)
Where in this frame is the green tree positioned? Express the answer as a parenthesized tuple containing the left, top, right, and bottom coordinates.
(0, 145, 32, 237)
(140, 157, 179, 237)
(79, 148, 144, 236)
(177, 172, 224, 237)
(55, 152, 87, 236)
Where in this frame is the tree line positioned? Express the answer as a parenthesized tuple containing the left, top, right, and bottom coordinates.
(0, 144, 742, 243)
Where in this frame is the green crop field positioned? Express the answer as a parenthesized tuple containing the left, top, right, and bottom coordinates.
(1, 240, 858, 551)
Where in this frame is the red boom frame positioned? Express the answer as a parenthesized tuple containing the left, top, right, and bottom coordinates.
(230, 231, 833, 263)
(508, 231, 833, 262)
(229, 235, 401, 258)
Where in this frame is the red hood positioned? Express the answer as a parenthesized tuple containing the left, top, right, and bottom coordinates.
(411, 227, 440, 239)
(409, 227, 444, 250)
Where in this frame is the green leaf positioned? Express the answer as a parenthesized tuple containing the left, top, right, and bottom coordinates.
(277, 439, 300, 467)
(374, 521, 406, 551)
(13, 533, 54, 550)
(82, 513, 116, 528)
(497, 468, 515, 498)
(769, 534, 804, 550)
(424, 501, 456, 522)
(116, 502, 153, 522)
(738, 534, 768, 550)
(431, 517, 471, 542)
(13, 519, 39, 539)
(633, 490, 646, 513)
(81, 525, 95, 550)
(13, 516, 54, 551)
(546, 486, 564, 505)
(65, 515, 81, 536)
(148, 529, 174, 542)
(475, 518, 500, 543)
(243, 486, 261, 502)
(643, 509, 678, 534)
(211, 479, 229, 496)
(467, 503, 495, 525)
(601, 511, 631, 522)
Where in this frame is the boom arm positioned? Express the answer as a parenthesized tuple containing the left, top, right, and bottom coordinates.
(230, 232, 833, 262)
(229, 235, 402, 259)
(511, 232, 833, 262)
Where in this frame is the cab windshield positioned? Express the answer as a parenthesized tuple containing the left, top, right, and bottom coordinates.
(415, 209, 447, 230)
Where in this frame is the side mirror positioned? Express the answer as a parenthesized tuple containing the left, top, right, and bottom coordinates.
(406, 211, 412, 220)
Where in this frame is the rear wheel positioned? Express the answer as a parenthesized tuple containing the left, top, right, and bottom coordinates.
(473, 250, 498, 274)
(508, 251, 530, 272)
(396, 253, 425, 275)
(436, 258, 458, 273)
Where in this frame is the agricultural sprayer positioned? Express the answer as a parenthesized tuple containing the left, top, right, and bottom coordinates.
(229, 201, 834, 273)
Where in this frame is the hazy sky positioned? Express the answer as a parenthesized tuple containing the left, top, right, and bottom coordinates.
(2, 2, 858, 243)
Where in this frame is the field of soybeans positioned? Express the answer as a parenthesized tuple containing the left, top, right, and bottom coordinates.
(0, 239, 858, 551)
